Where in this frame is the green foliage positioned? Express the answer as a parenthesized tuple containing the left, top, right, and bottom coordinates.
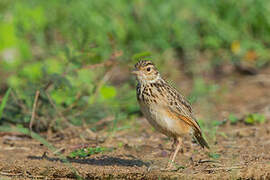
(69, 147, 114, 158)
(132, 52, 152, 61)
(212, 120, 225, 127)
(100, 85, 117, 100)
(0, 88, 11, 120)
(208, 152, 221, 159)
(118, 142, 124, 148)
(197, 119, 206, 128)
(244, 113, 266, 125)
(189, 78, 218, 103)
(228, 114, 239, 124)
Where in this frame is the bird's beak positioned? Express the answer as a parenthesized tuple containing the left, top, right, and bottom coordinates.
(131, 69, 139, 75)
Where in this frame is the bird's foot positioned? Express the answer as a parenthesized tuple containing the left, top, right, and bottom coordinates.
(160, 163, 176, 171)
(161, 162, 185, 171)
(146, 165, 160, 172)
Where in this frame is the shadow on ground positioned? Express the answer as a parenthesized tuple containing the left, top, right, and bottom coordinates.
(27, 154, 150, 167)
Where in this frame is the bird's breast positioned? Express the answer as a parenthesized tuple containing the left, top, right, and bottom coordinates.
(139, 102, 191, 137)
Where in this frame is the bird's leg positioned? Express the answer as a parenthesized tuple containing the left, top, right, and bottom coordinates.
(168, 138, 177, 162)
(171, 137, 178, 149)
(167, 137, 182, 169)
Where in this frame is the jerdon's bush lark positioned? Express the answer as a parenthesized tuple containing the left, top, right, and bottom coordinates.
(132, 60, 209, 169)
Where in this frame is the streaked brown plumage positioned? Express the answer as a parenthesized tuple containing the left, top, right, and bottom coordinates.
(132, 60, 209, 169)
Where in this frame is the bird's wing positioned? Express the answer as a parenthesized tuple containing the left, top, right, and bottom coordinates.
(168, 105, 201, 134)
(158, 82, 209, 148)
(164, 84, 202, 133)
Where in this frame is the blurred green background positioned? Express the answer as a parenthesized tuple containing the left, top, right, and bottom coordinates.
(0, 0, 270, 132)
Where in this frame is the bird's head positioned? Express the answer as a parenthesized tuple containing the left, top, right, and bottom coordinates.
(132, 60, 160, 84)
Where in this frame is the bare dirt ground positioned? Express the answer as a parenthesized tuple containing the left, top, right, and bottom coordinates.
(1, 66, 270, 179)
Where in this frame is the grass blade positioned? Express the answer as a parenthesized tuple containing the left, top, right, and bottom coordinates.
(0, 88, 11, 119)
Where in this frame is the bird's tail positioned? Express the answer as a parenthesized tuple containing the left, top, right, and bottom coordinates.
(194, 131, 210, 149)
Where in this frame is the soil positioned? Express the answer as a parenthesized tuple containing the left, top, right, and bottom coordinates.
(1, 66, 270, 180)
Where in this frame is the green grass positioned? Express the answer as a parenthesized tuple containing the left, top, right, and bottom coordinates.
(69, 147, 114, 159)
(244, 113, 266, 124)
(228, 113, 239, 125)
(208, 152, 221, 159)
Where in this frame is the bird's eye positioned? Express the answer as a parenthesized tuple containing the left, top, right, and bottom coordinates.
(146, 67, 151, 72)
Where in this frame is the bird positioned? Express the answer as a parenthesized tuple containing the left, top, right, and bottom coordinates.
(132, 60, 209, 169)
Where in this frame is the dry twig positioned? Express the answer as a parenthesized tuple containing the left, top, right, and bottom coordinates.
(204, 166, 244, 172)
(0, 171, 23, 177)
(198, 159, 221, 164)
(29, 90, 40, 131)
